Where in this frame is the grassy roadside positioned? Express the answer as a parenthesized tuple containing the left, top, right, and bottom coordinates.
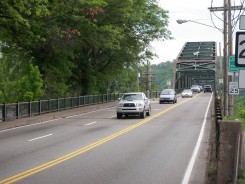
(224, 116, 245, 130)
(223, 96, 245, 131)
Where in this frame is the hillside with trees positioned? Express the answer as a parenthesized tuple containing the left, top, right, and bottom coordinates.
(151, 61, 174, 91)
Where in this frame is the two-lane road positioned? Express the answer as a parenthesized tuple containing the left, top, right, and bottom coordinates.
(0, 93, 213, 184)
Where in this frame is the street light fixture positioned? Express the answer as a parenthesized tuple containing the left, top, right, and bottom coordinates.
(176, 19, 223, 32)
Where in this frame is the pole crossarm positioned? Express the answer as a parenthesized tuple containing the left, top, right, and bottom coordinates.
(208, 6, 245, 11)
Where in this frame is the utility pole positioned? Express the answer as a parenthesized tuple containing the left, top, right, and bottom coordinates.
(227, 0, 234, 116)
(146, 60, 152, 98)
(223, 0, 228, 116)
(208, 1, 244, 116)
(136, 64, 140, 92)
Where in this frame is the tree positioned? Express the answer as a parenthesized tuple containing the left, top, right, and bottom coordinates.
(0, 46, 43, 103)
(151, 61, 174, 91)
(1, 0, 171, 99)
(0, 0, 49, 49)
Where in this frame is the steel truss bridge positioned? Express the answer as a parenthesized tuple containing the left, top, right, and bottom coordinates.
(174, 41, 217, 91)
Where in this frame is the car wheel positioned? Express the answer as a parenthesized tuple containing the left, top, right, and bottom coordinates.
(146, 106, 151, 116)
(117, 113, 122, 119)
(140, 109, 146, 119)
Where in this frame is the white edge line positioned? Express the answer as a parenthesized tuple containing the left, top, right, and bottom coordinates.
(0, 118, 62, 133)
(28, 134, 53, 142)
(85, 121, 97, 126)
(65, 107, 115, 118)
(181, 94, 213, 184)
(0, 107, 116, 133)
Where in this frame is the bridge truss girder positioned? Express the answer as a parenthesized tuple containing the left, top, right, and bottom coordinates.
(174, 42, 217, 91)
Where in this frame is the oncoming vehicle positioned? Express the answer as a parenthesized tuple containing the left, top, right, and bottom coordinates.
(116, 92, 151, 119)
(181, 89, 193, 98)
(204, 85, 212, 93)
(199, 86, 203, 92)
(191, 85, 201, 93)
(159, 89, 177, 104)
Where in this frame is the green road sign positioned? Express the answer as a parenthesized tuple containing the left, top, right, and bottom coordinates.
(229, 56, 245, 72)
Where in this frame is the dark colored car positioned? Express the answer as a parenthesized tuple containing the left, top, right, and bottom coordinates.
(204, 85, 212, 93)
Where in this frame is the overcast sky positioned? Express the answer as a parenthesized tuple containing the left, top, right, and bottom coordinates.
(151, 0, 241, 64)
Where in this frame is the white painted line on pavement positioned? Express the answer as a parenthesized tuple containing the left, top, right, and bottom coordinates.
(0, 119, 62, 133)
(107, 115, 116, 118)
(28, 134, 53, 142)
(65, 107, 115, 118)
(181, 95, 213, 184)
(0, 107, 116, 133)
(85, 122, 97, 126)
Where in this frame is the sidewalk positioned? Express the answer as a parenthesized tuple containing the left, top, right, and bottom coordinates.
(0, 102, 117, 131)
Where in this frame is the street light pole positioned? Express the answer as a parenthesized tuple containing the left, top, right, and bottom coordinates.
(176, 19, 223, 32)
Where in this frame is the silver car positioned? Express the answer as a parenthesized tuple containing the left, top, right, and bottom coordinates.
(181, 89, 193, 98)
(116, 92, 151, 119)
(159, 89, 177, 104)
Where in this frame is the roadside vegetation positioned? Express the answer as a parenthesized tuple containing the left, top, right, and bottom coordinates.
(0, 0, 171, 103)
(224, 96, 245, 130)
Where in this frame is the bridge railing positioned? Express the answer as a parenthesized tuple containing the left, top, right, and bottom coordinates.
(0, 93, 124, 122)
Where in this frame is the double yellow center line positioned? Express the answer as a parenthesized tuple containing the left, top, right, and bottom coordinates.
(0, 96, 196, 184)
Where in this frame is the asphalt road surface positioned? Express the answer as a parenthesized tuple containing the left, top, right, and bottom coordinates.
(0, 93, 213, 184)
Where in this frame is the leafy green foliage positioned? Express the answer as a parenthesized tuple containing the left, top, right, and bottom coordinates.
(0, 0, 50, 48)
(225, 96, 245, 130)
(0, 0, 171, 102)
(18, 64, 43, 101)
(0, 47, 43, 103)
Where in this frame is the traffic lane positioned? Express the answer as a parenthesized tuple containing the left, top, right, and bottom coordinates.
(0, 107, 117, 156)
(0, 101, 171, 180)
(0, 97, 175, 145)
(0, 106, 120, 143)
(0, 119, 132, 180)
(11, 94, 211, 184)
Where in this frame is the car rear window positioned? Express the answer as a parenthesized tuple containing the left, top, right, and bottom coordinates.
(204, 85, 211, 88)
(161, 89, 174, 95)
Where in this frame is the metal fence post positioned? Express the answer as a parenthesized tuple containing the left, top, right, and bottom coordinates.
(57, 98, 59, 111)
(48, 99, 51, 112)
(39, 100, 41, 115)
(3, 103, 6, 121)
(29, 101, 31, 117)
(16, 102, 19, 119)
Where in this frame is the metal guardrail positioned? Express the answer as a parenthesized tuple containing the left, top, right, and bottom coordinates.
(0, 93, 124, 121)
(0, 91, 168, 122)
